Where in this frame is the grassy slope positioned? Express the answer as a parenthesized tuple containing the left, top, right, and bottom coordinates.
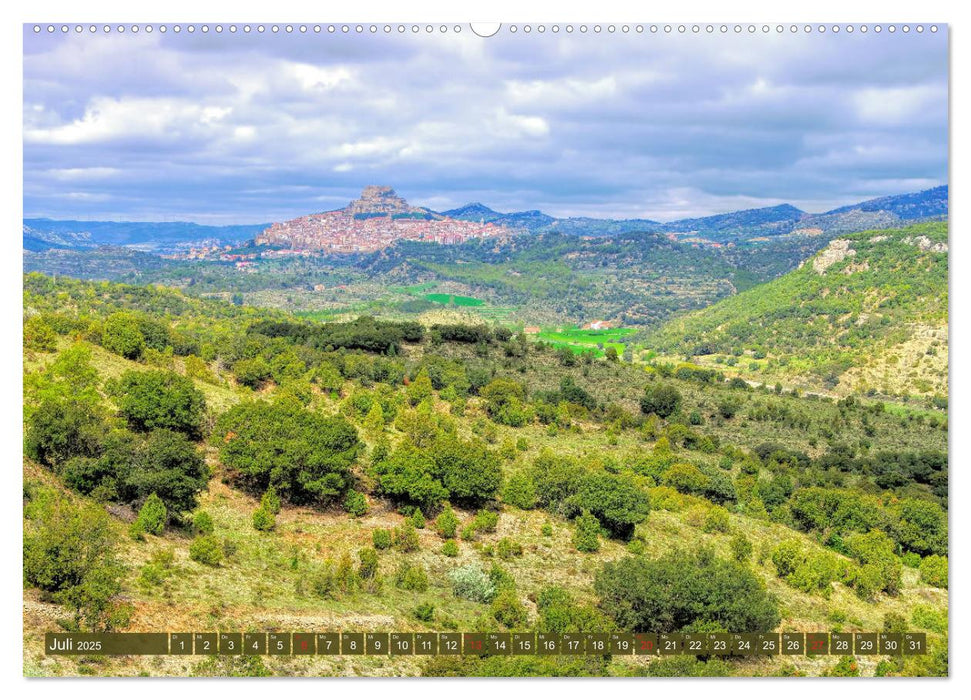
(646, 222, 948, 398)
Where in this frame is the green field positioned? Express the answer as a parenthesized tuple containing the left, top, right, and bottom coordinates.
(535, 326, 637, 357)
(424, 293, 484, 307)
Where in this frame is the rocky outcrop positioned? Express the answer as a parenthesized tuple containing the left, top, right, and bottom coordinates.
(813, 239, 855, 274)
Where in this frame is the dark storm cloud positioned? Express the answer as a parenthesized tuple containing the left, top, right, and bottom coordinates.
(23, 26, 948, 223)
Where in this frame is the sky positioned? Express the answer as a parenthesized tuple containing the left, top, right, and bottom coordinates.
(23, 25, 948, 224)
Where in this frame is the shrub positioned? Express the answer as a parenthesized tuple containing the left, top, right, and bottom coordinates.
(252, 507, 276, 531)
(528, 450, 584, 513)
(393, 521, 421, 552)
(472, 509, 499, 533)
(372, 528, 392, 550)
(413, 603, 435, 622)
(702, 506, 730, 534)
(435, 506, 459, 539)
(730, 533, 753, 562)
(566, 472, 650, 540)
(640, 383, 682, 418)
(409, 508, 426, 529)
(595, 548, 780, 633)
(480, 378, 531, 426)
(233, 356, 272, 389)
(358, 548, 379, 580)
(449, 564, 496, 603)
(372, 434, 502, 509)
(193, 510, 214, 535)
(771, 540, 804, 579)
(189, 535, 223, 566)
(25, 398, 105, 469)
(491, 589, 527, 628)
(24, 316, 58, 352)
(394, 561, 429, 592)
(24, 494, 130, 631)
(260, 487, 281, 514)
(845, 530, 902, 596)
(573, 510, 602, 553)
(115, 370, 206, 438)
(102, 312, 145, 360)
(134, 493, 167, 536)
(442, 539, 459, 557)
(541, 523, 553, 537)
(343, 490, 369, 517)
(502, 472, 537, 510)
(537, 586, 613, 634)
(335, 553, 359, 594)
(919, 555, 948, 589)
(407, 368, 434, 406)
(217, 399, 360, 504)
(826, 656, 860, 677)
(129, 429, 209, 513)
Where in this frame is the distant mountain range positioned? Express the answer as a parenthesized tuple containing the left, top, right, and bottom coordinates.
(443, 185, 948, 241)
(23, 219, 268, 253)
(24, 185, 947, 254)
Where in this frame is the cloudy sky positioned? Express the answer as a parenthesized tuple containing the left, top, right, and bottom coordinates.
(23, 26, 948, 224)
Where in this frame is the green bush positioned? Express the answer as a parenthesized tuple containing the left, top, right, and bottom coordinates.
(260, 487, 281, 514)
(502, 472, 537, 510)
(472, 509, 499, 533)
(435, 506, 459, 539)
(252, 507, 276, 531)
(358, 548, 379, 580)
(233, 356, 272, 389)
(702, 506, 730, 534)
(565, 472, 650, 540)
(25, 398, 105, 469)
(128, 429, 210, 513)
(24, 493, 130, 631)
(192, 510, 214, 535)
(640, 383, 682, 418)
(730, 533, 753, 562)
(536, 586, 614, 634)
(217, 399, 360, 504)
(115, 370, 206, 438)
(24, 316, 58, 352)
(394, 561, 429, 592)
(825, 656, 860, 677)
(189, 535, 223, 566)
(449, 564, 496, 603)
(573, 510, 602, 553)
(372, 528, 392, 550)
(372, 434, 502, 509)
(595, 547, 780, 633)
(845, 530, 902, 596)
(134, 493, 167, 536)
(102, 312, 145, 360)
(919, 554, 948, 588)
(442, 539, 459, 557)
(491, 589, 527, 628)
(409, 508, 426, 529)
(413, 603, 435, 622)
(393, 521, 421, 552)
(343, 490, 369, 517)
(541, 523, 553, 537)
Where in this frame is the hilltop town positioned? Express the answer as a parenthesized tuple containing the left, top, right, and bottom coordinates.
(254, 186, 510, 253)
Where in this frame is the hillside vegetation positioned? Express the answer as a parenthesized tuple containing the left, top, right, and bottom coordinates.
(23, 274, 947, 677)
(646, 223, 948, 399)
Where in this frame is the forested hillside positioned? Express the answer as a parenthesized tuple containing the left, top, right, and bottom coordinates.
(647, 223, 948, 399)
(23, 274, 947, 677)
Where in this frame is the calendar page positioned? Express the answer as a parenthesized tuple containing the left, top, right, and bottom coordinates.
(21, 20, 948, 680)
